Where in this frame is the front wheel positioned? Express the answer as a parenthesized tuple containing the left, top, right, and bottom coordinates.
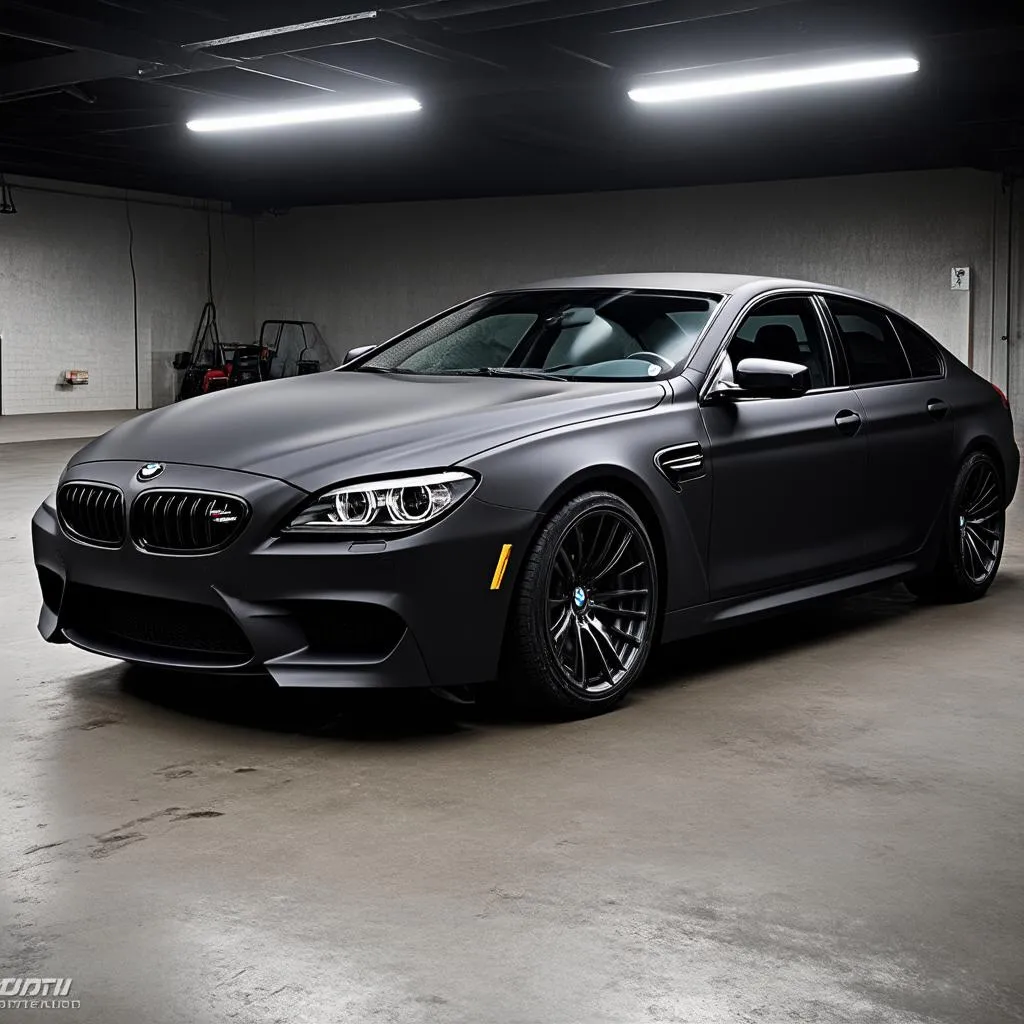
(501, 491, 659, 718)
(907, 451, 1005, 603)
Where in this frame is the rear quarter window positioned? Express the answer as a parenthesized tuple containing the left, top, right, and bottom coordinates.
(890, 315, 945, 378)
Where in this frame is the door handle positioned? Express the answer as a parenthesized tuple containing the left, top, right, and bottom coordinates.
(927, 398, 949, 421)
(834, 409, 862, 436)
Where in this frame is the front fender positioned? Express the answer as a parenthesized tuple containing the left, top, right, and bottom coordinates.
(460, 400, 713, 615)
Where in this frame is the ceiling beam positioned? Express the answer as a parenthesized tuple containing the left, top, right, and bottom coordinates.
(0, 3, 606, 104)
(402, 0, 808, 33)
(0, 3, 395, 100)
(180, 13, 386, 61)
(370, 8, 615, 87)
(235, 53, 400, 94)
(141, 77, 267, 104)
(0, 3, 232, 72)
(373, 11, 512, 69)
(182, 10, 380, 52)
(0, 51, 141, 100)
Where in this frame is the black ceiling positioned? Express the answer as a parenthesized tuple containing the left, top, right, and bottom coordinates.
(0, 0, 1022, 209)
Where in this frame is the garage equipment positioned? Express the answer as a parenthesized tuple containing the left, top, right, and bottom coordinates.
(173, 314, 335, 401)
(174, 301, 225, 401)
(257, 320, 335, 380)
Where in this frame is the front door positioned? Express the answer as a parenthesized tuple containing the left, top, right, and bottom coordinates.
(701, 295, 868, 600)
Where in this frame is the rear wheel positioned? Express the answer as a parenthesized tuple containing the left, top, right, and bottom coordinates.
(908, 451, 1005, 603)
(502, 491, 659, 718)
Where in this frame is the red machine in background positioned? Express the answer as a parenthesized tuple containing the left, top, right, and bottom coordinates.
(174, 304, 335, 401)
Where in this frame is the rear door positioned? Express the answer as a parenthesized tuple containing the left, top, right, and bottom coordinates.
(821, 295, 953, 562)
(700, 294, 868, 599)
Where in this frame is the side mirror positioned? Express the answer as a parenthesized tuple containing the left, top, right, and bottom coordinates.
(733, 357, 810, 397)
(344, 344, 376, 364)
(172, 351, 192, 370)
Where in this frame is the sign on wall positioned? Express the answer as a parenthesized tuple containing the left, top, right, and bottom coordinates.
(951, 267, 971, 291)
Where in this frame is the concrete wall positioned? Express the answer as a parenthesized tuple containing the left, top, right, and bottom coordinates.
(0, 178, 254, 415)
(253, 168, 1004, 384)
(0, 168, 1008, 416)
(1007, 176, 1024, 437)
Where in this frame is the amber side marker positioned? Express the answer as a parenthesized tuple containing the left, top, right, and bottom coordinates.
(490, 544, 513, 590)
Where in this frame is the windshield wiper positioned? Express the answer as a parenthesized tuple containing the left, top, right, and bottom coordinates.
(442, 367, 569, 381)
(348, 366, 568, 381)
(348, 366, 421, 375)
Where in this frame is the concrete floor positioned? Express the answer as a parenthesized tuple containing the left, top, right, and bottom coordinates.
(0, 410, 140, 446)
(2, 438, 1023, 1024)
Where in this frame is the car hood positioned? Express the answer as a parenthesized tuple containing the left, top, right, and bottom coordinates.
(70, 371, 668, 491)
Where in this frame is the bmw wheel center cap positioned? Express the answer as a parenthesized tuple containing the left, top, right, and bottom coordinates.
(138, 462, 164, 481)
(573, 586, 588, 610)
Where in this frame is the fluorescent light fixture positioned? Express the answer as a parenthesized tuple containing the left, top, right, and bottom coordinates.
(186, 96, 422, 133)
(628, 55, 920, 105)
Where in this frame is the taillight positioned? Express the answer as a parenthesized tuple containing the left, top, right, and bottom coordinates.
(992, 383, 1010, 410)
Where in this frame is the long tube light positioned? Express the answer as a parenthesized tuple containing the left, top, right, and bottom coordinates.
(186, 96, 422, 133)
(628, 56, 920, 105)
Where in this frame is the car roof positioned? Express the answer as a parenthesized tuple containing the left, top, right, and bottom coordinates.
(512, 273, 873, 301)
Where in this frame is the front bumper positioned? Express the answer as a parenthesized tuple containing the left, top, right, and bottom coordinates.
(32, 461, 539, 688)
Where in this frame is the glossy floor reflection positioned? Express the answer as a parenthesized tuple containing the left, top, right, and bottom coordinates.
(2, 439, 1023, 1024)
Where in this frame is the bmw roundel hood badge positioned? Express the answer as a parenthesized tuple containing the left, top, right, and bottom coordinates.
(137, 462, 164, 481)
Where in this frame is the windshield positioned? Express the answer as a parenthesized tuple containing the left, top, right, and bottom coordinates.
(356, 289, 721, 381)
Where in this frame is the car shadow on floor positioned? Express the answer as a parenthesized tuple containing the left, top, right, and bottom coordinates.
(639, 582, 921, 693)
(111, 582, 927, 740)
(118, 668, 476, 742)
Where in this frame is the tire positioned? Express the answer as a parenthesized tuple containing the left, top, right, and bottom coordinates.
(500, 491, 659, 719)
(907, 450, 1006, 603)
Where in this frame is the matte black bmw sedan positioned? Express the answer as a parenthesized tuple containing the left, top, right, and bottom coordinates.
(33, 274, 1019, 717)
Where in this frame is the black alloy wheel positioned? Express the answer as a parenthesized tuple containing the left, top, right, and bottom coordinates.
(956, 458, 1004, 584)
(908, 450, 1005, 603)
(547, 509, 654, 694)
(503, 492, 659, 717)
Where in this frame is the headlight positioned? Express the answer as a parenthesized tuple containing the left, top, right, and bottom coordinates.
(285, 470, 478, 534)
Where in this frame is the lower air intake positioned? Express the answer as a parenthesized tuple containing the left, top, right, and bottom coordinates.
(61, 584, 252, 665)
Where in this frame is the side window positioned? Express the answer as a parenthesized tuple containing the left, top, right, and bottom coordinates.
(890, 314, 944, 378)
(726, 296, 833, 389)
(824, 297, 911, 385)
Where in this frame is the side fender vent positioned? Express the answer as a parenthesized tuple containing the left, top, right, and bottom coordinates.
(655, 443, 704, 487)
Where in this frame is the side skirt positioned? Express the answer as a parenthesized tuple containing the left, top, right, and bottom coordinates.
(661, 560, 918, 644)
